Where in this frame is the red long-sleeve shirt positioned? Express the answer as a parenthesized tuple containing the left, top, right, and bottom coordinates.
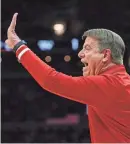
(16, 45, 130, 142)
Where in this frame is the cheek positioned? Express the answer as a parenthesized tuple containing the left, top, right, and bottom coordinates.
(90, 53, 104, 64)
(85, 52, 93, 61)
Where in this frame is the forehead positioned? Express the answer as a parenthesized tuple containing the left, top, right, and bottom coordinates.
(84, 36, 99, 46)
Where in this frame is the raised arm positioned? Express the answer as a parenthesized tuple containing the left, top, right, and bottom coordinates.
(5, 13, 119, 108)
(14, 44, 119, 109)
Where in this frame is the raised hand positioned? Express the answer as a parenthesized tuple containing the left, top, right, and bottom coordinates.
(5, 13, 21, 49)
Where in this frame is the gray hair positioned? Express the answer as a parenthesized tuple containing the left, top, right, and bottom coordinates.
(82, 29, 125, 64)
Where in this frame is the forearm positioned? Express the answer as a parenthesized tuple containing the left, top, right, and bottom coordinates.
(6, 13, 116, 108)
(16, 45, 89, 104)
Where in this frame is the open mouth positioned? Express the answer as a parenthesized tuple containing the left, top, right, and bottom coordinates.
(80, 60, 88, 69)
(82, 62, 88, 71)
(84, 63, 88, 67)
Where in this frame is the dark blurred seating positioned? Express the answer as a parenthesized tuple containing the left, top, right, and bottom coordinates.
(1, 78, 90, 142)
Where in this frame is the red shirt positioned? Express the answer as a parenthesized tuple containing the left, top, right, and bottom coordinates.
(16, 46, 130, 142)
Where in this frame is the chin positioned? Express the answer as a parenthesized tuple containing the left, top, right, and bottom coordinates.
(83, 72, 87, 76)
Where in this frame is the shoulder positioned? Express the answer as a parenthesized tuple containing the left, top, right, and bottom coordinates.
(83, 74, 120, 86)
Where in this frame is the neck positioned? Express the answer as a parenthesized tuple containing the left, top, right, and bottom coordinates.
(99, 62, 118, 74)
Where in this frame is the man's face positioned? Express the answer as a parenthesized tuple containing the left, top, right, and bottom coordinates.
(78, 37, 109, 76)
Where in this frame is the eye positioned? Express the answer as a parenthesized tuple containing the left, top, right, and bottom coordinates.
(84, 45, 91, 51)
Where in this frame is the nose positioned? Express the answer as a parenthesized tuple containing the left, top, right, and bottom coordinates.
(78, 50, 85, 59)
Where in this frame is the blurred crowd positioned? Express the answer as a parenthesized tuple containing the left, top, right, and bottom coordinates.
(2, 125, 91, 143)
(2, 78, 91, 142)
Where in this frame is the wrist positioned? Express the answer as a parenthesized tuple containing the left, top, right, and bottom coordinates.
(13, 40, 27, 53)
(15, 44, 30, 62)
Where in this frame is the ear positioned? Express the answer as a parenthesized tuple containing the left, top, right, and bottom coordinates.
(102, 49, 112, 63)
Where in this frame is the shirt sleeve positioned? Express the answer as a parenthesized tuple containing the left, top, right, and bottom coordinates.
(16, 46, 120, 108)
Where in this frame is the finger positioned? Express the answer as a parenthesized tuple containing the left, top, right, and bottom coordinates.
(8, 13, 18, 31)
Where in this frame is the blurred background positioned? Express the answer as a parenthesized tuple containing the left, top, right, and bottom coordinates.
(1, 0, 130, 143)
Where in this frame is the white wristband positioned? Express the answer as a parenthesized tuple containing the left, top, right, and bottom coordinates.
(18, 48, 30, 61)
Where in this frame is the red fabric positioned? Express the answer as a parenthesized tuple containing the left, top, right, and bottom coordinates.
(16, 46, 130, 142)
(16, 45, 27, 57)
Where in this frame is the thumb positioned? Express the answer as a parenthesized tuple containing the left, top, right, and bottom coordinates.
(5, 39, 9, 45)
(5, 39, 13, 49)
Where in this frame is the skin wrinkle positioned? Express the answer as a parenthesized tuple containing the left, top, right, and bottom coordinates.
(78, 36, 117, 76)
(82, 29, 125, 65)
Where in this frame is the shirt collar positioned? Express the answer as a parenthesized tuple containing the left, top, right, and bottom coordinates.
(99, 64, 126, 75)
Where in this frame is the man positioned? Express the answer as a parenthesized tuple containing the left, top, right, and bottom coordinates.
(5, 13, 130, 142)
